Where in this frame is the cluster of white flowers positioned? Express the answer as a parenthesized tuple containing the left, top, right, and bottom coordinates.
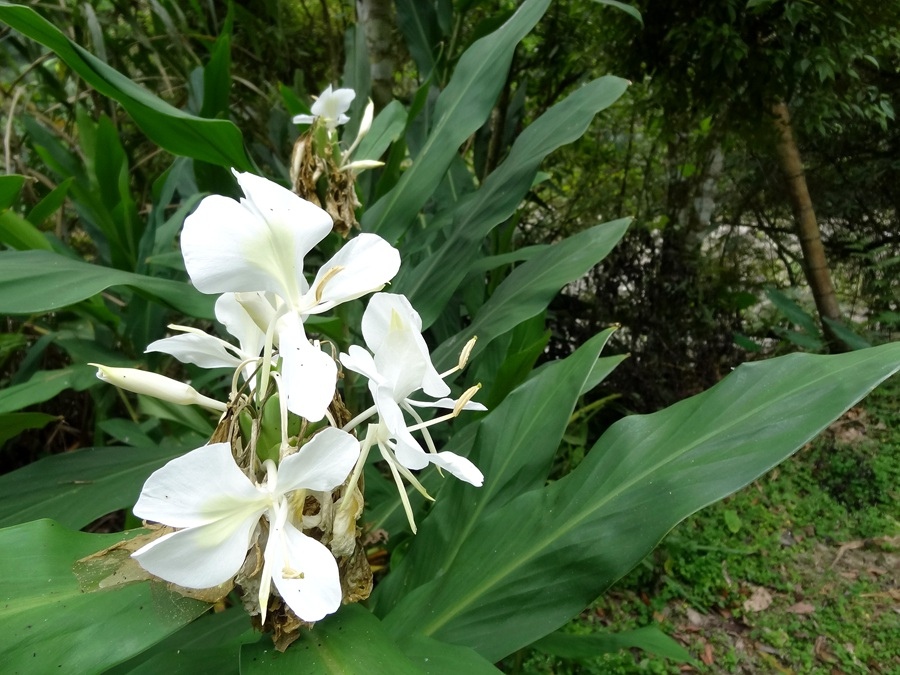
(92, 89, 484, 627)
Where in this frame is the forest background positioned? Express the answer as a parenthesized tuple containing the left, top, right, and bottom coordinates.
(1, 0, 898, 672)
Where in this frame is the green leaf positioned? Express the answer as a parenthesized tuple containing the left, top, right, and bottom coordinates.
(823, 317, 871, 350)
(0, 444, 191, 529)
(239, 604, 421, 674)
(382, 344, 900, 660)
(432, 218, 630, 370)
(0, 250, 215, 318)
(0, 520, 208, 672)
(0, 2, 251, 169)
(0, 173, 26, 209)
(399, 633, 501, 673)
(766, 288, 820, 336)
(0, 411, 58, 445)
(396, 0, 443, 79)
(589, 0, 643, 25)
(200, 15, 233, 119)
(398, 76, 629, 327)
(106, 605, 259, 675)
(0, 365, 97, 415)
(0, 208, 53, 250)
(361, 0, 552, 242)
(26, 176, 73, 227)
(532, 626, 694, 662)
(723, 509, 742, 533)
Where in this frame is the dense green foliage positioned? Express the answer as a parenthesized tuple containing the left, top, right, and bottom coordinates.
(0, 0, 897, 671)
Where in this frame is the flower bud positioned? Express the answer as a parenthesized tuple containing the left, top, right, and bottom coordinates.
(91, 364, 226, 412)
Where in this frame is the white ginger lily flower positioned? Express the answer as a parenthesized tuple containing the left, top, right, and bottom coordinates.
(340, 293, 485, 484)
(181, 170, 400, 421)
(292, 85, 356, 132)
(91, 364, 226, 412)
(132, 427, 359, 623)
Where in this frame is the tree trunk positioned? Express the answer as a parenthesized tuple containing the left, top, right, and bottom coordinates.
(357, 0, 396, 110)
(770, 101, 844, 347)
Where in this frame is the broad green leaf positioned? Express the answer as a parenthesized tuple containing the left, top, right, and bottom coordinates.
(398, 76, 629, 327)
(532, 626, 694, 662)
(399, 633, 501, 674)
(0, 173, 25, 209)
(0, 411, 58, 445)
(0, 365, 97, 415)
(106, 605, 259, 675)
(373, 329, 618, 613)
(766, 288, 820, 336)
(382, 343, 900, 659)
(239, 604, 421, 674)
(0, 209, 52, 250)
(361, 0, 551, 242)
(0, 520, 208, 672)
(396, 0, 443, 78)
(200, 14, 233, 119)
(823, 316, 871, 350)
(0, 2, 251, 169)
(0, 444, 188, 529)
(0, 250, 214, 318)
(589, 0, 643, 25)
(432, 218, 630, 370)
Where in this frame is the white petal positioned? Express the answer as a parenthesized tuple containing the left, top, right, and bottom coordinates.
(302, 234, 400, 314)
(342, 159, 384, 173)
(145, 333, 242, 370)
(277, 315, 337, 422)
(373, 322, 427, 400)
(428, 451, 484, 487)
(292, 114, 316, 125)
(270, 520, 342, 622)
(181, 173, 332, 308)
(408, 397, 488, 412)
(377, 394, 427, 470)
(361, 292, 420, 353)
(338, 345, 381, 384)
(276, 427, 359, 495)
(215, 293, 266, 357)
(132, 509, 260, 588)
(134, 442, 265, 528)
(361, 293, 449, 398)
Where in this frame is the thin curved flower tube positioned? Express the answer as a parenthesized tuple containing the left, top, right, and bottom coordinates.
(132, 428, 360, 622)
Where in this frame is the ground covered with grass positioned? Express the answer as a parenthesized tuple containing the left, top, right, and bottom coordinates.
(508, 380, 899, 674)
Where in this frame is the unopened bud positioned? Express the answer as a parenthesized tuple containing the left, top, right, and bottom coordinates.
(91, 364, 226, 412)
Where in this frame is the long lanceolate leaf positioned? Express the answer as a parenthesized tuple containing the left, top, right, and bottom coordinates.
(361, 0, 552, 243)
(0, 250, 215, 319)
(397, 76, 630, 327)
(0, 520, 208, 673)
(0, 445, 190, 529)
(431, 218, 631, 370)
(0, 2, 252, 170)
(382, 343, 900, 660)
